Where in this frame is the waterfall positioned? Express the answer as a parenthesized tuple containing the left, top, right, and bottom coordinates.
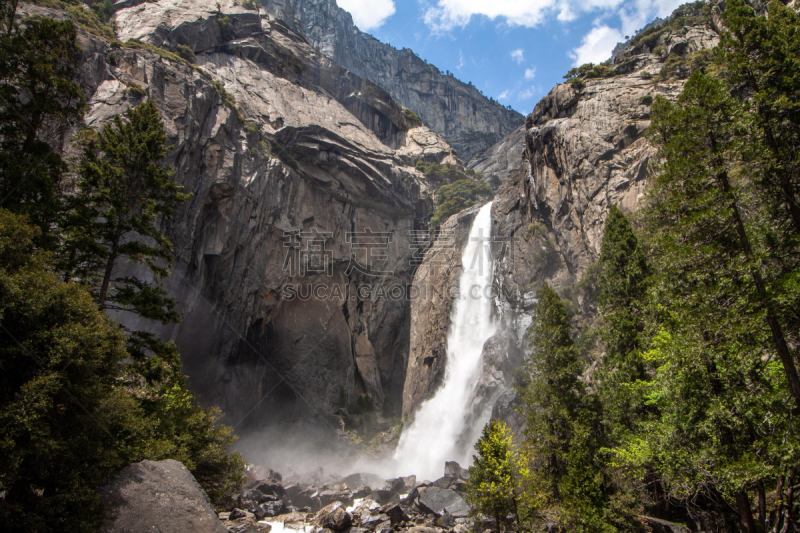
(393, 201, 497, 481)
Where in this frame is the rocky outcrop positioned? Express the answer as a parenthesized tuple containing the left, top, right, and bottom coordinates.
(450, 13, 722, 427)
(467, 124, 527, 188)
(32, 0, 467, 428)
(401, 204, 482, 416)
(101, 459, 227, 533)
(259, 0, 524, 160)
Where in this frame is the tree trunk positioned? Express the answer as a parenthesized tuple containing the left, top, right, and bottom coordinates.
(758, 481, 767, 532)
(736, 490, 757, 533)
(98, 238, 119, 308)
(779, 468, 795, 533)
(711, 146, 800, 405)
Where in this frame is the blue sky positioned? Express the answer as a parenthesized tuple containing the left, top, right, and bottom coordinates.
(335, 0, 687, 114)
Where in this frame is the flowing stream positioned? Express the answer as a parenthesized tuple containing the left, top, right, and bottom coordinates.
(392, 202, 497, 481)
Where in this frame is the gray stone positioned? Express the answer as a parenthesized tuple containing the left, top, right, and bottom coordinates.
(416, 487, 470, 519)
(444, 462, 469, 480)
(312, 502, 353, 532)
(101, 459, 227, 533)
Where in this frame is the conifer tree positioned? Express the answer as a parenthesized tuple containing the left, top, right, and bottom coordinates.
(466, 419, 523, 533)
(64, 100, 190, 361)
(640, 71, 798, 533)
(0, 0, 85, 247)
(596, 206, 651, 438)
(522, 283, 606, 530)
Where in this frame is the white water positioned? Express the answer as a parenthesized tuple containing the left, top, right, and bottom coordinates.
(392, 202, 497, 481)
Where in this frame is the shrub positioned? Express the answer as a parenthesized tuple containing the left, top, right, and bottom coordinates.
(639, 94, 653, 106)
(176, 44, 196, 63)
(430, 178, 492, 227)
(402, 108, 422, 126)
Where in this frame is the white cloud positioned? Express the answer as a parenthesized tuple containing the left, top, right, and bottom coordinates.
(525, 67, 537, 80)
(569, 25, 624, 66)
(498, 89, 512, 100)
(336, 0, 396, 30)
(423, 0, 630, 32)
(511, 49, 525, 64)
(519, 87, 539, 100)
(458, 51, 465, 70)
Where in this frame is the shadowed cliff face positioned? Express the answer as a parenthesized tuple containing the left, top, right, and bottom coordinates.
(259, 0, 524, 161)
(30, 0, 469, 430)
(401, 13, 722, 424)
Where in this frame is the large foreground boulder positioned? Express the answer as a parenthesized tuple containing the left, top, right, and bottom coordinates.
(417, 487, 470, 518)
(101, 459, 227, 533)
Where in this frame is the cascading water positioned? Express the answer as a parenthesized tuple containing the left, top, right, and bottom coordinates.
(392, 202, 497, 481)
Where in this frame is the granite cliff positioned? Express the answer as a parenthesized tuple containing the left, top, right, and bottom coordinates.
(32, 0, 469, 430)
(259, 0, 524, 160)
(401, 4, 723, 421)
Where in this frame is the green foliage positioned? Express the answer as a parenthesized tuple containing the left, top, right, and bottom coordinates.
(564, 62, 616, 81)
(0, 7, 85, 248)
(429, 178, 492, 227)
(176, 43, 196, 63)
(124, 80, 146, 97)
(638, 94, 653, 106)
(33, 0, 116, 40)
(568, 77, 586, 91)
(64, 100, 190, 332)
(241, 0, 259, 10)
(0, 208, 132, 531)
(521, 283, 608, 531)
(402, 107, 422, 126)
(466, 420, 530, 532)
(0, 4, 244, 529)
(629, 1, 711, 51)
(635, 68, 800, 529)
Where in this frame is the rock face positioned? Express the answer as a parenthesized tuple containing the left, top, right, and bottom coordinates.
(401, 9, 722, 424)
(259, 0, 524, 160)
(401, 204, 481, 416)
(101, 459, 227, 533)
(467, 124, 527, 188)
(477, 13, 722, 423)
(41, 0, 468, 427)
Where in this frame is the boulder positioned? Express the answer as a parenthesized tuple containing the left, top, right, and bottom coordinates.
(417, 487, 470, 518)
(318, 489, 354, 507)
(272, 511, 309, 524)
(101, 459, 227, 533)
(352, 485, 373, 499)
(259, 500, 288, 517)
(369, 489, 400, 505)
(381, 504, 409, 525)
(312, 502, 352, 532)
(255, 482, 287, 498)
(444, 462, 470, 480)
(382, 477, 407, 494)
(341, 473, 386, 490)
(642, 516, 690, 533)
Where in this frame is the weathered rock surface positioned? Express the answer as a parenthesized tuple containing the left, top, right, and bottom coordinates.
(259, 0, 524, 160)
(101, 459, 227, 533)
(401, 204, 482, 416)
(467, 124, 527, 188)
(416, 487, 469, 518)
(399, 9, 723, 427)
(44, 0, 468, 426)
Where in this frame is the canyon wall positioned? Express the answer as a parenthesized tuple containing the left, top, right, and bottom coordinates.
(35, 0, 465, 429)
(259, 0, 524, 161)
(402, 9, 723, 420)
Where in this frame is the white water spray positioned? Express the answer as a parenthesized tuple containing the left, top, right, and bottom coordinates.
(392, 202, 497, 481)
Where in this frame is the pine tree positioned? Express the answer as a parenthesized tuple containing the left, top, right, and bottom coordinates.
(640, 71, 798, 533)
(0, 0, 85, 247)
(522, 283, 606, 531)
(466, 419, 523, 533)
(64, 99, 190, 360)
(596, 206, 651, 438)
